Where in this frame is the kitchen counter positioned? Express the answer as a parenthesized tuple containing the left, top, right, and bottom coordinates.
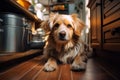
(0, 49, 42, 63)
(0, 49, 43, 72)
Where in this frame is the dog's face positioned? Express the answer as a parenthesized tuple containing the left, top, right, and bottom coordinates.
(52, 15, 74, 44)
(41, 13, 85, 44)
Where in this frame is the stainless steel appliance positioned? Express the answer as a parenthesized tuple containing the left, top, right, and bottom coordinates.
(0, 12, 29, 53)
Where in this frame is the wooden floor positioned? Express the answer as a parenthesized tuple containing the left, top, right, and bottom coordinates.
(0, 56, 119, 80)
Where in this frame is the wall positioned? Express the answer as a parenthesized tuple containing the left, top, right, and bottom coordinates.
(74, 0, 90, 44)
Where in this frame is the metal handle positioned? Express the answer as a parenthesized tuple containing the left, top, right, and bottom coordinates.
(111, 27, 120, 35)
(0, 18, 4, 32)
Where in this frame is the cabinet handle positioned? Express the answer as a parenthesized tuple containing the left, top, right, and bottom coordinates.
(111, 27, 120, 35)
(96, 3, 101, 7)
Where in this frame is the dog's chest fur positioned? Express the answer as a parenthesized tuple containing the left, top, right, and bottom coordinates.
(56, 42, 76, 63)
(45, 39, 83, 64)
(59, 41, 83, 63)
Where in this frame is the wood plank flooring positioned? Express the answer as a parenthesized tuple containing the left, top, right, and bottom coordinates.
(0, 56, 119, 80)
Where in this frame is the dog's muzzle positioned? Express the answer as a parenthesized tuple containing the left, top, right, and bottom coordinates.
(59, 31, 66, 41)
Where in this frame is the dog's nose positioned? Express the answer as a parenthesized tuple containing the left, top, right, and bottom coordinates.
(59, 31, 66, 39)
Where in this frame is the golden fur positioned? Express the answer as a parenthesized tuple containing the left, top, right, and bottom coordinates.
(41, 13, 89, 71)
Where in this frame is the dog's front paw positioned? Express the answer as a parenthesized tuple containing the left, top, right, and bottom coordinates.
(44, 62, 57, 72)
(71, 61, 86, 71)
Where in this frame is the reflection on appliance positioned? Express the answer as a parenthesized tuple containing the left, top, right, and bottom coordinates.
(30, 28, 46, 49)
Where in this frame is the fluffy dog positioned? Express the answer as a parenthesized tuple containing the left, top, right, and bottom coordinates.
(41, 13, 88, 72)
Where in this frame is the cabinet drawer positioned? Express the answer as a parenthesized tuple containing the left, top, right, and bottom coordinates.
(104, 30, 120, 43)
(103, 20, 120, 43)
(104, 0, 120, 15)
(103, 0, 120, 25)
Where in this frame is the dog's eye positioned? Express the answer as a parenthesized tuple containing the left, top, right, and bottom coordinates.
(67, 24, 72, 28)
(54, 23, 59, 28)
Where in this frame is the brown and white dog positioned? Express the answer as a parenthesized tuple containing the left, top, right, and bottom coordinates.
(41, 13, 89, 72)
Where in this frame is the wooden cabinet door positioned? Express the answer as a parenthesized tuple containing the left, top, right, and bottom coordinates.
(88, 0, 102, 48)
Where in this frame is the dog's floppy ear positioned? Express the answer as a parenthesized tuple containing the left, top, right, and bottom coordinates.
(41, 13, 59, 34)
(41, 20, 51, 34)
(49, 12, 59, 29)
(71, 14, 85, 36)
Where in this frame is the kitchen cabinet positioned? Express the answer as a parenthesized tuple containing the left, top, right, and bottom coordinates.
(49, 1, 74, 14)
(102, 0, 120, 52)
(87, 0, 102, 49)
(88, 0, 120, 52)
(50, 2, 69, 14)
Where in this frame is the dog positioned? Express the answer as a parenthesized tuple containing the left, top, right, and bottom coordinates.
(41, 13, 89, 72)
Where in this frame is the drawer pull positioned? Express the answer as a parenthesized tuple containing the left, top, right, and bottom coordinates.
(111, 27, 120, 35)
(109, 0, 113, 2)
